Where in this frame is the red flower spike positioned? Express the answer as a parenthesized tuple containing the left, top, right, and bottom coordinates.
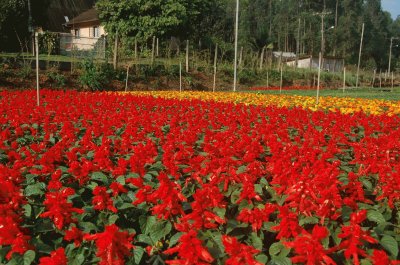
(237, 204, 276, 231)
(164, 230, 214, 265)
(285, 225, 336, 265)
(40, 188, 84, 230)
(64, 226, 84, 247)
(39, 248, 68, 265)
(338, 210, 378, 265)
(84, 224, 135, 265)
(222, 235, 263, 265)
(371, 250, 400, 265)
(92, 186, 118, 213)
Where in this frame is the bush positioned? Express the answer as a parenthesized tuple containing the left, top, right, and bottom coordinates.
(47, 71, 66, 87)
(17, 64, 32, 79)
(79, 59, 108, 91)
(238, 69, 258, 84)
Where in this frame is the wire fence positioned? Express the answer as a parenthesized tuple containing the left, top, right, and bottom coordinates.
(0, 31, 399, 99)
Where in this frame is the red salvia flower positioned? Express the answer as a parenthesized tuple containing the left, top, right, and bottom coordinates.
(64, 226, 84, 247)
(39, 247, 68, 265)
(40, 188, 84, 230)
(164, 230, 214, 265)
(285, 225, 336, 265)
(110, 182, 128, 197)
(338, 210, 378, 265)
(84, 224, 135, 265)
(92, 186, 117, 213)
(371, 250, 400, 265)
(222, 235, 263, 265)
(237, 204, 276, 231)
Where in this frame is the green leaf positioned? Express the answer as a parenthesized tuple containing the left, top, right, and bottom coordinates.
(230, 190, 241, 204)
(299, 216, 319, 226)
(0, 246, 10, 262)
(249, 232, 263, 251)
(6, 254, 23, 265)
(25, 183, 46, 196)
(214, 207, 226, 219)
(23, 204, 32, 218)
(69, 254, 85, 265)
(108, 214, 119, 224)
(254, 184, 263, 195)
(169, 232, 183, 247)
(268, 256, 292, 265)
(87, 151, 94, 159)
(360, 259, 373, 265)
(150, 221, 172, 243)
(119, 203, 135, 210)
(134, 246, 144, 264)
(91, 172, 109, 184)
(367, 210, 386, 225)
(136, 234, 153, 245)
(380, 235, 398, 258)
(139, 216, 156, 234)
(79, 222, 98, 233)
(269, 242, 284, 256)
(23, 250, 35, 265)
(361, 179, 373, 190)
(116, 175, 126, 185)
(263, 222, 277, 232)
(256, 254, 269, 264)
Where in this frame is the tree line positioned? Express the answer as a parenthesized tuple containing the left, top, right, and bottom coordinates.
(1, 0, 400, 71)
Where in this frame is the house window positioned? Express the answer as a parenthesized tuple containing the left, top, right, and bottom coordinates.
(74, 28, 80, 38)
(93, 26, 99, 38)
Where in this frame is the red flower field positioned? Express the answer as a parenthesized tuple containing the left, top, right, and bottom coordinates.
(0, 90, 399, 264)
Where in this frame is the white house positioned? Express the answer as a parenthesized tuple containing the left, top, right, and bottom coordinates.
(286, 56, 344, 72)
(64, 8, 106, 51)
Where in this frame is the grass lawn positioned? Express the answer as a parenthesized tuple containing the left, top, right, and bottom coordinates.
(246, 87, 400, 101)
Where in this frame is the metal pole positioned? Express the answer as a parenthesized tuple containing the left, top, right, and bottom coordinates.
(317, 52, 322, 104)
(356, 23, 365, 88)
(321, 14, 325, 58)
(391, 72, 394, 92)
(28, 0, 34, 55)
(35, 32, 40, 107)
(233, 0, 239, 92)
(213, 44, 218, 92)
(389, 37, 393, 74)
(296, 17, 301, 67)
(179, 61, 182, 92)
(125, 65, 130, 92)
(343, 67, 346, 93)
(280, 66, 283, 93)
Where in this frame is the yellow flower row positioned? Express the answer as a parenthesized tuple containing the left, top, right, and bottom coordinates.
(122, 91, 400, 116)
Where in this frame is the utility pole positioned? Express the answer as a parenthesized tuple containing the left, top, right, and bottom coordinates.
(356, 23, 365, 88)
(388, 37, 399, 74)
(296, 17, 301, 67)
(28, 0, 34, 55)
(233, 0, 239, 92)
(35, 32, 40, 107)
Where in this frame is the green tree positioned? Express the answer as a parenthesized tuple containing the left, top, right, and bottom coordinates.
(96, 0, 214, 41)
(0, 0, 27, 51)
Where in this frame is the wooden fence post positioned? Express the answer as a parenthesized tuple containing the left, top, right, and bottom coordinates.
(113, 31, 119, 70)
(186, 40, 189, 73)
(213, 44, 218, 92)
(151, 36, 155, 65)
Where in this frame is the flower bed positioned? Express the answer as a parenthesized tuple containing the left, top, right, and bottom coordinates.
(249, 85, 317, 91)
(0, 90, 399, 264)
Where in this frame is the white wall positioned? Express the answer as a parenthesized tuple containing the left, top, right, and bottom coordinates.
(70, 25, 105, 50)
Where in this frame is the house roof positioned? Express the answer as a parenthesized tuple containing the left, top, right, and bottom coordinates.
(66, 8, 99, 26)
(272, 51, 297, 58)
(285, 55, 344, 63)
(33, 0, 95, 32)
